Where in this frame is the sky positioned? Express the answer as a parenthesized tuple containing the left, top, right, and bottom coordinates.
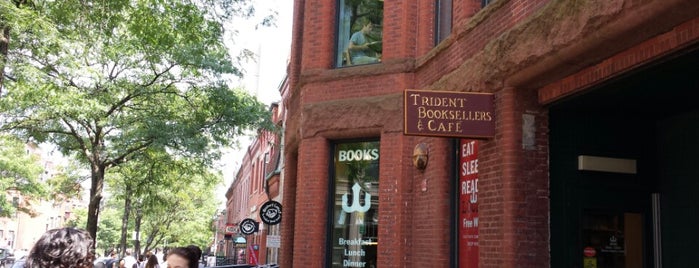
(215, 0, 293, 204)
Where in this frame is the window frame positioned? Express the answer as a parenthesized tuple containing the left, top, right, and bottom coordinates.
(335, 0, 384, 68)
(326, 139, 381, 267)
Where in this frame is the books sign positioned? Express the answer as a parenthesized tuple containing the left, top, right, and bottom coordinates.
(404, 89, 495, 138)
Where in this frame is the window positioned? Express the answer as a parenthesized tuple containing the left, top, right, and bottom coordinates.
(329, 141, 379, 267)
(435, 0, 453, 44)
(8, 231, 14, 248)
(336, 0, 384, 67)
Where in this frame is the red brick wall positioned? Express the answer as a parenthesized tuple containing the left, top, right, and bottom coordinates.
(283, 0, 699, 267)
(407, 136, 454, 267)
(539, 16, 699, 104)
(291, 137, 330, 267)
(299, 0, 336, 70)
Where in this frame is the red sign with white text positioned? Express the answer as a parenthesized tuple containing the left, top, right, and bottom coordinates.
(459, 139, 479, 268)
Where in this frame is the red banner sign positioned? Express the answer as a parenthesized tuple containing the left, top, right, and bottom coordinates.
(459, 139, 479, 268)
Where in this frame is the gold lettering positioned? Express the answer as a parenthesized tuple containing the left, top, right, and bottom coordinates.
(418, 106, 426, 118)
(410, 93, 421, 105)
(437, 122, 447, 132)
(428, 120, 437, 131)
(414, 96, 468, 107)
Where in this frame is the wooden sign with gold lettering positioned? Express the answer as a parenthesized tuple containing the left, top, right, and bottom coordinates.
(404, 89, 495, 138)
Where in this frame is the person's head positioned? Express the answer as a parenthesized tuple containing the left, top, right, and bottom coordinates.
(26, 227, 95, 268)
(166, 247, 198, 268)
(185, 245, 201, 261)
(124, 250, 131, 256)
(361, 22, 373, 33)
(145, 255, 159, 268)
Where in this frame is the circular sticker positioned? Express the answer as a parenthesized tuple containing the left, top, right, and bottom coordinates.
(239, 218, 258, 235)
(260, 201, 283, 225)
(583, 247, 596, 257)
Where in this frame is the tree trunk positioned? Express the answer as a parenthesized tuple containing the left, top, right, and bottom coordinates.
(119, 190, 132, 258)
(134, 207, 142, 258)
(86, 163, 105, 249)
(0, 26, 9, 94)
(143, 227, 161, 253)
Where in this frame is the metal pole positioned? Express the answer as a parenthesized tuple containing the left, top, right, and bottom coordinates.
(652, 193, 662, 268)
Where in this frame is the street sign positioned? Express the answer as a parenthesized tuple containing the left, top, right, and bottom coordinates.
(266, 235, 281, 248)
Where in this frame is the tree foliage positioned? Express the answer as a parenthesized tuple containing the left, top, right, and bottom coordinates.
(106, 149, 220, 255)
(0, 134, 46, 216)
(66, 206, 123, 256)
(0, 0, 274, 242)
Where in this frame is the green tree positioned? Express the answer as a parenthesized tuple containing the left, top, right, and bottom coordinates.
(0, 134, 46, 216)
(66, 206, 122, 255)
(106, 149, 219, 256)
(0, 0, 274, 243)
(45, 159, 88, 203)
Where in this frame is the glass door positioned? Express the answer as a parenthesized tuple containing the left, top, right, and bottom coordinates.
(581, 210, 644, 268)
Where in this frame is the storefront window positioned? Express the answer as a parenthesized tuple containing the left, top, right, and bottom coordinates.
(336, 0, 383, 67)
(330, 141, 380, 267)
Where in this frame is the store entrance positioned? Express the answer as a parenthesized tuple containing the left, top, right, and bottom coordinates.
(580, 210, 644, 267)
(549, 47, 699, 267)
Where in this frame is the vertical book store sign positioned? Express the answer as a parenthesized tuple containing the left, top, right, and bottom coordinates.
(460, 139, 479, 268)
(260, 201, 282, 225)
(404, 89, 495, 138)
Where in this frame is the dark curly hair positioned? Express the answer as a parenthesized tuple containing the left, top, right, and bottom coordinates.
(167, 246, 200, 268)
(26, 227, 95, 268)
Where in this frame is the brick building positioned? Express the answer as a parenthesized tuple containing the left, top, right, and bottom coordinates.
(281, 0, 699, 267)
(224, 99, 286, 266)
(0, 142, 80, 253)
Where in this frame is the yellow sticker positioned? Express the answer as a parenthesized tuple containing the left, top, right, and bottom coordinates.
(583, 257, 597, 268)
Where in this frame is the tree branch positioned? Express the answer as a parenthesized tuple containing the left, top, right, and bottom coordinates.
(140, 63, 176, 88)
(60, 117, 91, 158)
(105, 139, 154, 168)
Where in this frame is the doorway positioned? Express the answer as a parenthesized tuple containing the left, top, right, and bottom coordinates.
(549, 47, 699, 267)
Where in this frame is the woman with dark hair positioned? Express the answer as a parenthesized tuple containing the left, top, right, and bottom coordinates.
(165, 247, 198, 268)
(184, 246, 203, 268)
(25, 227, 95, 268)
(144, 255, 159, 268)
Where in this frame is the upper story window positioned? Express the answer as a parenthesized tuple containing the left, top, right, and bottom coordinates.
(336, 0, 384, 67)
(435, 0, 453, 44)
